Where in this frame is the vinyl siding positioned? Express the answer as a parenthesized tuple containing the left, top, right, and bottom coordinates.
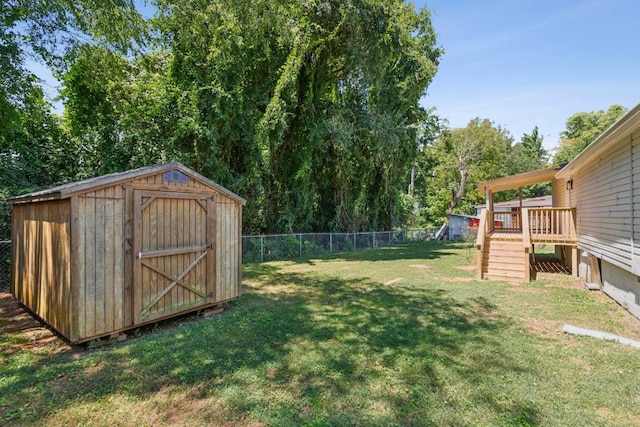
(570, 132, 639, 274)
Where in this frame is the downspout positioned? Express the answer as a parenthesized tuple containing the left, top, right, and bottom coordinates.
(631, 134, 637, 275)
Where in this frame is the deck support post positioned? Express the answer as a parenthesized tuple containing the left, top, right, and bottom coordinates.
(522, 208, 531, 282)
(476, 209, 489, 280)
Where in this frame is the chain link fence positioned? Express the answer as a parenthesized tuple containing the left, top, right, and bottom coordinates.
(0, 228, 441, 292)
(242, 228, 438, 263)
(0, 240, 10, 293)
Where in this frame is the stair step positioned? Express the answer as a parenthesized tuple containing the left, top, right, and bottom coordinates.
(483, 261, 525, 271)
(478, 235, 531, 281)
(485, 273, 527, 281)
(486, 250, 525, 260)
(485, 242, 524, 252)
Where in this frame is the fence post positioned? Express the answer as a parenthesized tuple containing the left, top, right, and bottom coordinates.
(299, 234, 302, 258)
(330, 233, 333, 252)
(353, 233, 356, 251)
(260, 235, 264, 262)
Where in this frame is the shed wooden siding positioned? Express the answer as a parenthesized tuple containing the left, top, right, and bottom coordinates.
(12, 200, 72, 338)
(216, 193, 242, 301)
(75, 173, 236, 338)
(73, 187, 126, 341)
(10, 162, 245, 343)
(568, 131, 639, 274)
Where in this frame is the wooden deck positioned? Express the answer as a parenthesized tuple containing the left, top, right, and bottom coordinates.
(476, 208, 577, 281)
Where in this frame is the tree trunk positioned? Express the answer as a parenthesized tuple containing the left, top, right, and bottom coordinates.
(449, 162, 468, 211)
(408, 158, 416, 197)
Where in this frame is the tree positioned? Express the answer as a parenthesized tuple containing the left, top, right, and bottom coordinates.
(499, 126, 551, 200)
(0, 0, 146, 237)
(422, 118, 512, 223)
(554, 105, 627, 164)
(61, 46, 181, 176)
(154, 0, 442, 233)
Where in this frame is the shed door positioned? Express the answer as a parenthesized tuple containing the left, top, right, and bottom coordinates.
(132, 190, 216, 324)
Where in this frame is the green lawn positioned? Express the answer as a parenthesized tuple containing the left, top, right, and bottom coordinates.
(2, 241, 640, 426)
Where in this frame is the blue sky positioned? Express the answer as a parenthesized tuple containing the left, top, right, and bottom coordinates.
(416, 0, 640, 152)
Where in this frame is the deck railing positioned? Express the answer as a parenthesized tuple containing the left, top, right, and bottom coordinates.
(491, 210, 522, 233)
(482, 207, 577, 243)
(525, 207, 576, 243)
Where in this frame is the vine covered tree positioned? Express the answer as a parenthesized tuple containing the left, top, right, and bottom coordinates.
(152, 0, 442, 233)
(5, 0, 443, 235)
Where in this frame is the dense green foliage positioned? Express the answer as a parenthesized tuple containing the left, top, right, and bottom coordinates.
(0, 0, 145, 237)
(554, 104, 627, 164)
(0, 0, 632, 237)
(411, 119, 552, 225)
(150, 0, 442, 233)
(30, 0, 443, 235)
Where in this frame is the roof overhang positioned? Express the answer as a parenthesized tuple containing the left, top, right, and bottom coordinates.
(477, 165, 563, 193)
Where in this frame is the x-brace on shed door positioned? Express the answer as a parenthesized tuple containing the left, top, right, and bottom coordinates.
(132, 190, 216, 324)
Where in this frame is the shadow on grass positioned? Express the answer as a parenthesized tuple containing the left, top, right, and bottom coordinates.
(2, 263, 540, 426)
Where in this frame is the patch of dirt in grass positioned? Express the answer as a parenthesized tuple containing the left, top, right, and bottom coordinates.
(0, 292, 216, 360)
(456, 265, 476, 271)
(53, 385, 258, 427)
(534, 274, 584, 289)
(596, 406, 611, 419)
(569, 355, 592, 371)
(146, 390, 233, 427)
(440, 277, 474, 283)
(409, 264, 430, 270)
(523, 317, 562, 337)
(383, 277, 403, 285)
(0, 292, 75, 357)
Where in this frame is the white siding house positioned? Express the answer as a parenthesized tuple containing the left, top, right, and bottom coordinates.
(555, 104, 640, 319)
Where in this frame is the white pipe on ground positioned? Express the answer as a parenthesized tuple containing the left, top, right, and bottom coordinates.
(563, 324, 640, 348)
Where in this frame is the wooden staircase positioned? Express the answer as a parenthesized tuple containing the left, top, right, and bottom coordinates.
(479, 235, 529, 281)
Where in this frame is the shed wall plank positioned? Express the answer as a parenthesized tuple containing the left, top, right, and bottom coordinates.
(11, 201, 72, 338)
(84, 194, 96, 338)
(94, 189, 106, 336)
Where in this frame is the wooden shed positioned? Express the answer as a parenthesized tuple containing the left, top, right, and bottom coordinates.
(8, 162, 246, 343)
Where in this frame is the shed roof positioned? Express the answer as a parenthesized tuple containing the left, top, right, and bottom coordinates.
(7, 162, 247, 205)
(476, 165, 564, 193)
